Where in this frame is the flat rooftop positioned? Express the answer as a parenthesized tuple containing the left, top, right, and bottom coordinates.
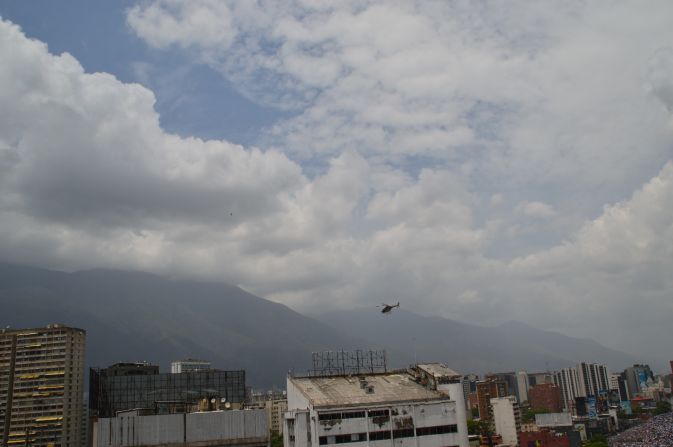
(290, 372, 449, 408)
(416, 363, 461, 379)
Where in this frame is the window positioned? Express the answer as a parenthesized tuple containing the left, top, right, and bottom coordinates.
(368, 410, 389, 418)
(368, 430, 391, 441)
(415, 425, 457, 436)
(318, 413, 341, 421)
(319, 433, 367, 445)
(392, 429, 414, 439)
(319, 411, 365, 421)
(342, 411, 365, 419)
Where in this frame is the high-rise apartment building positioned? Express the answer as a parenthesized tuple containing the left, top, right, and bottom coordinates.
(609, 373, 629, 402)
(1, 324, 85, 447)
(623, 364, 654, 397)
(553, 368, 581, 412)
(576, 362, 609, 397)
(516, 371, 529, 403)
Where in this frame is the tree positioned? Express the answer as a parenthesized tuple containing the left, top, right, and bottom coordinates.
(271, 433, 283, 447)
(521, 408, 549, 423)
(584, 434, 608, 447)
(467, 420, 480, 435)
(654, 400, 672, 415)
(468, 419, 495, 447)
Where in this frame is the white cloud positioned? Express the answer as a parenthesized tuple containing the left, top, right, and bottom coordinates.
(517, 201, 556, 219)
(127, 0, 236, 51)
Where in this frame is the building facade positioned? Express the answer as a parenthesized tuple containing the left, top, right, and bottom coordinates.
(518, 430, 571, 447)
(89, 364, 245, 418)
(576, 363, 609, 398)
(93, 408, 268, 447)
(623, 364, 654, 398)
(609, 374, 629, 402)
(516, 371, 530, 404)
(490, 396, 520, 447)
(461, 374, 478, 413)
(267, 398, 288, 435)
(529, 384, 563, 413)
(284, 364, 469, 447)
(1, 324, 85, 447)
(170, 359, 211, 374)
(529, 372, 554, 387)
(553, 369, 582, 412)
(476, 378, 508, 420)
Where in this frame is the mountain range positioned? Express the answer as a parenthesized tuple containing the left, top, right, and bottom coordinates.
(0, 263, 637, 387)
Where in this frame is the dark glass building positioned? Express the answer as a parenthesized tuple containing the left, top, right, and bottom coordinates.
(89, 363, 245, 417)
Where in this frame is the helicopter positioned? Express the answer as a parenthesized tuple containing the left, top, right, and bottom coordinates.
(378, 302, 400, 314)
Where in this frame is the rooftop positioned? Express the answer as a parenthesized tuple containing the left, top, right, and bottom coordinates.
(290, 371, 449, 408)
(416, 363, 461, 379)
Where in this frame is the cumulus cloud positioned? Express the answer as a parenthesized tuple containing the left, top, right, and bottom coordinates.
(506, 162, 673, 357)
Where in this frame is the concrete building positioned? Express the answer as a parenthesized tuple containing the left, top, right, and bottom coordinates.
(553, 369, 582, 412)
(490, 396, 520, 447)
(93, 409, 268, 447)
(518, 429, 571, 447)
(528, 372, 554, 387)
(461, 374, 478, 413)
(529, 384, 563, 413)
(487, 372, 529, 405)
(516, 371, 530, 404)
(623, 364, 654, 398)
(475, 378, 507, 420)
(267, 398, 287, 435)
(284, 364, 469, 447)
(89, 364, 245, 418)
(170, 359, 211, 374)
(535, 413, 572, 429)
(0, 324, 85, 447)
(609, 373, 629, 402)
(576, 363, 609, 398)
(97, 362, 158, 377)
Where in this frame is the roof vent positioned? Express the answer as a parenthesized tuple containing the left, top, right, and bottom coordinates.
(366, 385, 375, 394)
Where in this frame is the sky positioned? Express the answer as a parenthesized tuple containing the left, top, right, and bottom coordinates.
(0, 1, 672, 367)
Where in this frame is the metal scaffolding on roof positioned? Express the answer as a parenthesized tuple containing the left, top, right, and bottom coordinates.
(309, 349, 387, 377)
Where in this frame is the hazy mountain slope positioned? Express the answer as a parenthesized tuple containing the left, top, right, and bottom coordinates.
(1, 263, 640, 389)
(312, 309, 637, 374)
(0, 263, 363, 387)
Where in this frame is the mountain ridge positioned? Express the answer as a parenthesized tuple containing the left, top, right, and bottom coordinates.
(0, 263, 640, 387)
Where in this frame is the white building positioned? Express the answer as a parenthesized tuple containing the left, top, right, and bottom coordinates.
(94, 409, 268, 447)
(284, 365, 469, 447)
(171, 358, 211, 373)
(516, 371, 529, 404)
(553, 368, 582, 411)
(490, 396, 520, 447)
(576, 362, 610, 397)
